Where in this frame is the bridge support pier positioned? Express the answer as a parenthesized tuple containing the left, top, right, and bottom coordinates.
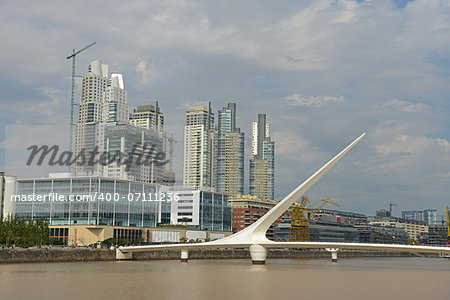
(326, 248, 339, 262)
(250, 244, 267, 264)
(116, 249, 133, 260)
(181, 249, 189, 262)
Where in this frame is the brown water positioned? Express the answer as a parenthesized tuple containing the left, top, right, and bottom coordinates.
(0, 258, 449, 300)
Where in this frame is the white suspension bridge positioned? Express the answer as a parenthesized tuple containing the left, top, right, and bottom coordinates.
(116, 133, 450, 264)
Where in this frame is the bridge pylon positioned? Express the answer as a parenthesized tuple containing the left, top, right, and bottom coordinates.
(181, 249, 189, 262)
(326, 248, 340, 262)
(250, 244, 267, 264)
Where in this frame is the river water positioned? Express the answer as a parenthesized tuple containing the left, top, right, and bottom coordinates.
(0, 257, 449, 300)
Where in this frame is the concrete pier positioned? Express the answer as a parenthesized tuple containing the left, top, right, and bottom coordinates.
(181, 249, 189, 262)
(250, 244, 267, 264)
(116, 248, 133, 260)
(326, 248, 339, 262)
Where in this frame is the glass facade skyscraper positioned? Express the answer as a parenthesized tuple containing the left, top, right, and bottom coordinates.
(216, 103, 244, 195)
(249, 114, 275, 200)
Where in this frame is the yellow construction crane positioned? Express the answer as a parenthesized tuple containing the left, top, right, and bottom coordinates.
(289, 196, 339, 242)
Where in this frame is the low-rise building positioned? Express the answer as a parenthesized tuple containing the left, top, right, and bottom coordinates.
(418, 224, 448, 246)
(12, 176, 160, 227)
(354, 224, 410, 244)
(164, 187, 232, 232)
(313, 208, 368, 225)
(310, 219, 360, 243)
(369, 218, 428, 241)
(3, 176, 232, 246)
(229, 194, 290, 240)
(48, 225, 230, 246)
(275, 217, 360, 243)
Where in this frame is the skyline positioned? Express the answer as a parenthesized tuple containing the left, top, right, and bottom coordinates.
(1, 0, 450, 216)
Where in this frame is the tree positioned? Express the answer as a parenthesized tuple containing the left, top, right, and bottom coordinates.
(101, 238, 129, 247)
(0, 215, 50, 247)
(410, 238, 419, 245)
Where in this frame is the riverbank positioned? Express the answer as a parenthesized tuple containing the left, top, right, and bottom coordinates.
(0, 247, 435, 264)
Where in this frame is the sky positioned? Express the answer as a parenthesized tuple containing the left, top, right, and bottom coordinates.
(1, 0, 449, 218)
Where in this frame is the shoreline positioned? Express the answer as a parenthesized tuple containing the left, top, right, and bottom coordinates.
(0, 248, 437, 264)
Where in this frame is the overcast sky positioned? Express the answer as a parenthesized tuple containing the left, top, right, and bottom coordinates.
(1, 0, 449, 217)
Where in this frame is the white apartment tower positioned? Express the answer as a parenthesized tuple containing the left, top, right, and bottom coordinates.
(102, 73, 128, 125)
(183, 102, 216, 190)
(100, 73, 132, 179)
(74, 60, 109, 176)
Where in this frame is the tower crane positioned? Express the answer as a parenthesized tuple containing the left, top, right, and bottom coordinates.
(167, 134, 177, 175)
(66, 42, 96, 155)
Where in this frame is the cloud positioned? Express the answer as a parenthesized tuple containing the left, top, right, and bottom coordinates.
(1, 0, 450, 214)
(286, 94, 345, 107)
(272, 130, 323, 161)
(375, 135, 450, 180)
(4, 124, 69, 178)
(136, 58, 159, 86)
(376, 135, 450, 157)
(386, 99, 432, 113)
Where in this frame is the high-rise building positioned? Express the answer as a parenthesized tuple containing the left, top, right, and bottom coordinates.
(249, 114, 274, 200)
(100, 80, 166, 183)
(369, 219, 428, 241)
(183, 102, 216, 190)
(130, 101, 172, 184)
(102, 73, 128, 125)
(402, 209, 437, 225)
(423, 209, 437, 225)
(216, 103, 244, 195)
(75, 60, 166, 184)
(103, 124, 166, 183)
(130, 102, 164, 134)
(75, 60, 109, 176)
